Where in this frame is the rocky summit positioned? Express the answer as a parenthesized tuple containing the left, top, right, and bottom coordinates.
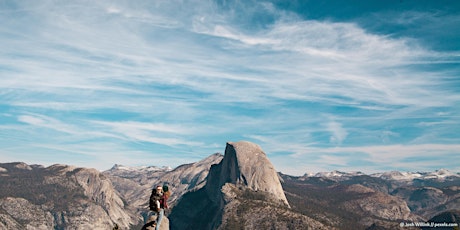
(207, 141, 289, 207)
(169, 141, 331, 230)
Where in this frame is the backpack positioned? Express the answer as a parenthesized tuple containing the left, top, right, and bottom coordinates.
(149, 189, 162, 211)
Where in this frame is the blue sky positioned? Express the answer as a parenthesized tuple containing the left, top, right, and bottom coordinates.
(1, 0, 459, 175)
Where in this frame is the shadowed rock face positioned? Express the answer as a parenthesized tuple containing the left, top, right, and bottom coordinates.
(170, 141, 295, 230)
(207, 141, 289, 207)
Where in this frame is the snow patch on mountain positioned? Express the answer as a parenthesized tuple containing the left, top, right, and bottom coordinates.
(314, 170, 365, 178)
(371, 169, 460, 181)
(306, 169, 459, 182)
(371, 171, 424, 181)
(110, 164, 172, 172)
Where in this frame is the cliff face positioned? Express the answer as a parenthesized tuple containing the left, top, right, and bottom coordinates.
(0, 153, 223, 230)
(169, 141, 329, 230)
(206, 141, 289, 207)
(0, 162, 137, 229)
(156, 153, 224, 207)
(104, 153, 223, 211)
(217, 183, 331, 230)
(104, 153, 223, 230)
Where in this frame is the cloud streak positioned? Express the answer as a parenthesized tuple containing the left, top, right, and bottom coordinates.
(1, 0, 459, 175)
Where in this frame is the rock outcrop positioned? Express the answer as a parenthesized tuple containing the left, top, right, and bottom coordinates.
(169, 141, 329, 230)
(0, 197, 54, 230)
(105, 153, 223, 230)
(157, 153, 224, 207)
(0, 162, 138, 229)
(206, 141, 289, 207)
(105, 153, 223, 211)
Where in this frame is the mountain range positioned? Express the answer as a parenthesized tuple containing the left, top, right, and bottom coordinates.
(1, 141, 459, 229)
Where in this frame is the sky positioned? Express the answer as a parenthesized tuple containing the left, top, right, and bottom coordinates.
(1, 0, 459, 176)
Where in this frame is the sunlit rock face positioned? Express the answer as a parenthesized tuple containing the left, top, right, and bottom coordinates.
(206, 141, 289, 207)
(169, 141, 310, 230)
(0, 162, 137, 229)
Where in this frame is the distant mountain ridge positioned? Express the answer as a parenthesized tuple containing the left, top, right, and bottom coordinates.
(109, 164, 172, 173)
(109, 166, 460, 184)
(306, 169, 460, 182)
(1, 141, 459, 229)
(285, 167, 460, 229)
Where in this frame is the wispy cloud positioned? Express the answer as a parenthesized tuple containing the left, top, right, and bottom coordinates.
(273, 144, 460, 175)
(1, 0, 459, 174)
(90, 120, 204, 147)
(327, 121, 348, 145)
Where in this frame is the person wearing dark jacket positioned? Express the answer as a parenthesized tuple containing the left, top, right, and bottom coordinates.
(148, 185, 170, 230)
